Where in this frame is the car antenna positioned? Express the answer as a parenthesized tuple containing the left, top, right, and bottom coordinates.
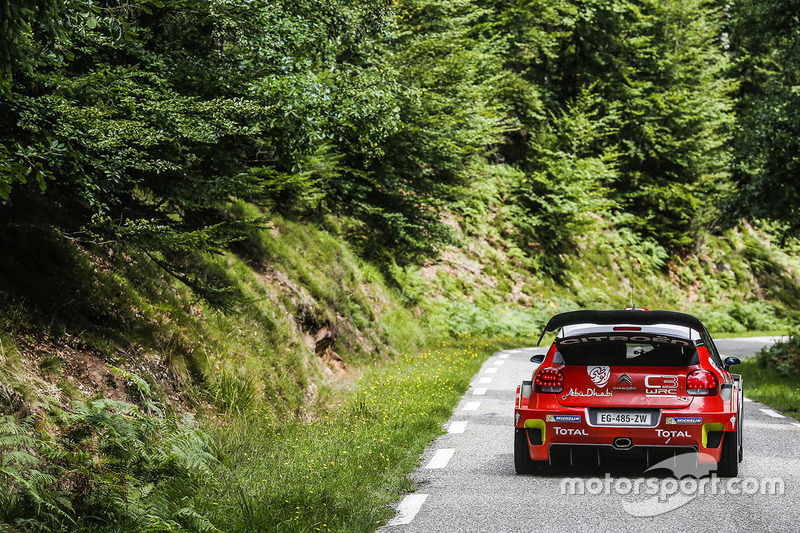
(628, 254, 635, 310)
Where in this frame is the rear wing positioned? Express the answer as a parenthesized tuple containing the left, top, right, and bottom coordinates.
(536, 309, 707, 346)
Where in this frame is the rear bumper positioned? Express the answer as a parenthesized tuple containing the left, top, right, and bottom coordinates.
(514, 405, 736, 464)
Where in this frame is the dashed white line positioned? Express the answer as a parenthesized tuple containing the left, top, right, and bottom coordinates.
(464, 401, 481, 411)
(500, 353, 510, 359)
(479, 377, 492, 384)
(507, 350, 521, 354)
(448, 421, 468, 434)
(743, 397, 753, 403)
(387, 494, 428, 526)
(760, 408, 785, 418)
(425, 448, 455, 469)
(485, 367, 498, 374)
(493, 360, 505, 366)
(473, 388, 487, 396)
(792, 423, 800, 429)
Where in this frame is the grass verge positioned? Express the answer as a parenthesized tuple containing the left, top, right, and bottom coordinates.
(197, 336, 522, 532)
(738, 359, 800, 417)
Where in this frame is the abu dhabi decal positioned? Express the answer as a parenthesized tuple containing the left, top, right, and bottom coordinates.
(547, 414, 581, 423)
(665, 417, 702, 425)
(588, 366, 611, 388)
(561, 388, 613, 400)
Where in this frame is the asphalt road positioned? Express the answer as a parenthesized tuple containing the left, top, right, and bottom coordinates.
(714, 336, 788, 358)
(380, 339, 799, 533)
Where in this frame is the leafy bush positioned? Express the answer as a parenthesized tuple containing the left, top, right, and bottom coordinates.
(433, 299, 579, 338)
(694, 300, 785, 333)
(0, 398, 219, 532)
(756, 334, 800, 379)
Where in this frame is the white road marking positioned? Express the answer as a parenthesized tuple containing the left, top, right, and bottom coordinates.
(448, 421, 468, 434)
(493, 360, 505, 366)
(485, 367, 498, 374)
(792, 423, 800, 430)
(743, 397, 753, 402)
(500, 353, 510, 359)
(479, 377, 492, 384)
(507, 350, 521, 354)
(760, 408, 785, 418)
(472, 388, 487, 396)
(387, 494, 428, 526)
(745, 421, 799, 431)
(425, 449, 455, 469)
(464, 401, 481, 411)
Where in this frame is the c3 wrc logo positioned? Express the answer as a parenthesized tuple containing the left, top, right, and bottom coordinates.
(646, 375, 679, 396)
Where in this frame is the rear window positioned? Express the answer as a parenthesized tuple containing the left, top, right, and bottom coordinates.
(554, 333, 698, 367)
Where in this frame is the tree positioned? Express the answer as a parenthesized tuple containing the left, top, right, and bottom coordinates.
(729, 0, 800, 238)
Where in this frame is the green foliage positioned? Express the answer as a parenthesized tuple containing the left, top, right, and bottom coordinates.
(0, 0, 61, 90)
(756, 334, 800, 380)
(0, 398, 220, 532)
(2, 0, 800, 527)
(738, 359, 800, 417)
(0, 0, 749, 286)
(728, 0, 800, 239)
(511, 87, 618, 252)
(433, 295, 585, 338)
(0, 139, 61, 201)
(0, 416, 72, 529)
(696, 301, 784, 334)
(1, 0, 399, 298)
(199, 337, 509, 532)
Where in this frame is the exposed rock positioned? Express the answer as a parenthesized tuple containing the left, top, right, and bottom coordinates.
(314, 325, 338, 357)
(314, 324, 345, 373)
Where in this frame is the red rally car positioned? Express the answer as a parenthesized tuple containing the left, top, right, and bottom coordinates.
(514, 309, 743, 476)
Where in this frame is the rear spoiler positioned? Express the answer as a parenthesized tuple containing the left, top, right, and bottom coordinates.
(536, 309, 707, 346)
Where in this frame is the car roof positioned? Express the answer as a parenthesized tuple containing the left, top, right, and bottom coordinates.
(537, 309, 708, 345)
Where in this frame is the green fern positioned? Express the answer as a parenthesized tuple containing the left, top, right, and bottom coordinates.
(0, 398, 221, 532)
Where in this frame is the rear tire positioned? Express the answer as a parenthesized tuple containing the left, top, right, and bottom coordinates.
(514, 428, 544, 474)
(737, 414, 743, 463)
(716, 431, 739, 477)
(738, 404, 744, 463)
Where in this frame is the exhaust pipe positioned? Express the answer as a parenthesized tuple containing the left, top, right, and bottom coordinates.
(613, 437, 633, 449)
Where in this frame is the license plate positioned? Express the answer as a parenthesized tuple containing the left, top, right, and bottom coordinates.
(596, 411, 652, 426)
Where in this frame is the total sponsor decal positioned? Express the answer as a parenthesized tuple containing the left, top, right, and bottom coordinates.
(553, 426, 589, 436)
(645, 375, 679, 396)
(547, 414, 582, 423)
(656, 429, 691, 438)
(562, 388, 613, 400)
(666, 417, 702, 425)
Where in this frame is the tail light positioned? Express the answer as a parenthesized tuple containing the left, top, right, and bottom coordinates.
(687, 370, 719, 396)
(534, 367, 564, 393)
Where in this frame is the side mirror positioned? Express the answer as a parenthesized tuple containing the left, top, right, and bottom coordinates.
(723, 356, 741, 370)
(530, 354, 545, 364)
